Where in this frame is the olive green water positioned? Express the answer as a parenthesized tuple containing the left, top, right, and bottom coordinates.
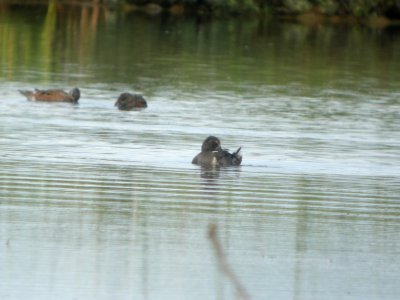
(1, 4, 400, 300)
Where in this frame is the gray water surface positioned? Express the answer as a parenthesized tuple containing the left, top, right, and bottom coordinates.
(1, 5, 400, 300)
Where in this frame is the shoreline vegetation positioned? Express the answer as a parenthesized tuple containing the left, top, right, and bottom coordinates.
(1, 0, 400, 27)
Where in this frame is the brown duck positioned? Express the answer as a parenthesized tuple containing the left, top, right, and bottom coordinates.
(19, 88, 80, 103)
(192, 136, 242, 167)
(115, 93, 147, 110)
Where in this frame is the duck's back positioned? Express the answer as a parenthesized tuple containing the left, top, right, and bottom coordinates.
(19, 89, 77, 103)
(115, 93, 147, 110)
(34, 89, 70, 102)
(217, 147, 242, 166)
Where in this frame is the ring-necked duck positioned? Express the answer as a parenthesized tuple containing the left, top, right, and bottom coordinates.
(192, 136, 242, 167)
(115, 93, 147, 110)
(19, 88, 80, 103)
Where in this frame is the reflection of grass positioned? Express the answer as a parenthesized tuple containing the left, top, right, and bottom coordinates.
(208, 223, 251, 300)
(0, 4, 399, 90)
(0, 2, 106, 82)
(40, 0, 57, 75)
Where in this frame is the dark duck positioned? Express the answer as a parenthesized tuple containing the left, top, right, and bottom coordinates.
(115, 93, 147, 110)
(192, 136, 242, 167)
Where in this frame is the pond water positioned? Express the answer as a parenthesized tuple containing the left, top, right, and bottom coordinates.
(1, 3, 400, 300)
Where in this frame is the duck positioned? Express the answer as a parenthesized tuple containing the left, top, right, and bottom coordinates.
(115, 93, 147, 110)
(192, 136, 242, 167)
(19, 87, 80, 103)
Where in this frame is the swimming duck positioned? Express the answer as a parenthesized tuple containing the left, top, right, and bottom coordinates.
(19, 88, 80, 103)
(192, 136, 242, 167)
(115, 93, 147, 110)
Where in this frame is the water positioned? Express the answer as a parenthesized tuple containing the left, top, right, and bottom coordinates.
(1, 3, 400, 300)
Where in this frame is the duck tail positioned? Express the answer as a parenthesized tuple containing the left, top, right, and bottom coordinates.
(232, 147, 242, 165)
(19, 90, 34, 101)
(234, 147, 242, 155)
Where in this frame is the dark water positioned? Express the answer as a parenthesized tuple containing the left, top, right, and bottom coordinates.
(1, 3, 400, 300)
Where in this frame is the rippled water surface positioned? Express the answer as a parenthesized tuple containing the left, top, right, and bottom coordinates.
(1, 4, 400, 300)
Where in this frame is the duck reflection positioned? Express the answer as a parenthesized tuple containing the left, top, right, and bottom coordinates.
(200, 166, 222, 180)
(198, 165, 242, 184)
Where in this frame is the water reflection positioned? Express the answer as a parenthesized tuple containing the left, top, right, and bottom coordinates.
(199, 166, 224, 180)
(1, 3, 400, 90)
(197, 166, 242, 183)
(1, 4, 400, 300)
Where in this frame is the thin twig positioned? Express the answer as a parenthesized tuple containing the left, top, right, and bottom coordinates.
(208, 223, 251, 300)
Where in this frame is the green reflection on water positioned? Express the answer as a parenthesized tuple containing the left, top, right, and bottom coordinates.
(0, 4, 399, 93)
(1, 4, 400, 300)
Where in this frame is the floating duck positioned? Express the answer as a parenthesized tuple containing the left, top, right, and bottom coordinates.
(115, 93, 147, 110)
(19, 87, 80, 103)
(192, 136, 242, 167)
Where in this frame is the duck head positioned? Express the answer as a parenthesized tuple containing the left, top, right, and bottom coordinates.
(201, 136, 221, 152)
(69, 88, 80, 103)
